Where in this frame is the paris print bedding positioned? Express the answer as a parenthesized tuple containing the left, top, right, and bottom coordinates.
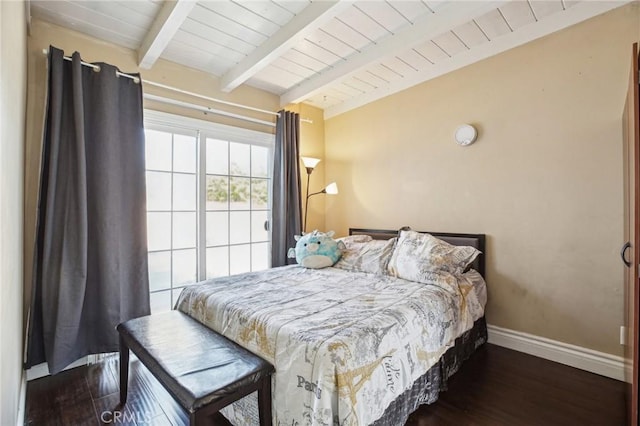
(175, 265, 486, 425)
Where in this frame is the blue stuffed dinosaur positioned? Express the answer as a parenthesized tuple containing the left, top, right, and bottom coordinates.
(287, 230, 346, 269)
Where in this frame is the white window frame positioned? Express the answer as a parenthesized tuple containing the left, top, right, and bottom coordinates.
(144, 109, 275, 293)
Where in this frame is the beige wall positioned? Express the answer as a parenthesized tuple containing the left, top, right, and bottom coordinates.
(1, 0, 27, 423)
(24, 19, 282, 324)
(325, 4, 640, 356)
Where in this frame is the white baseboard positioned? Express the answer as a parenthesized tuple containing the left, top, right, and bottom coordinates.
(26, 356, 89, 381)
(487, 324, 627, 382)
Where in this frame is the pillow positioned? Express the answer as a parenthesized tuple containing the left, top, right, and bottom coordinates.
(333, 237, 396, 275)
(337, 234, 373, 245)
(387, 230, 480, 281)
(287, 230, 346, 269)
(461, 269, 487, 309)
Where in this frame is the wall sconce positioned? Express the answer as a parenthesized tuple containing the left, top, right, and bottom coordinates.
(454, 124, 478, 146)
(301, 156, 338, 232)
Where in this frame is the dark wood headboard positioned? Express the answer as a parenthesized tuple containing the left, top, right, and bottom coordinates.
(349, 228, 486, 278)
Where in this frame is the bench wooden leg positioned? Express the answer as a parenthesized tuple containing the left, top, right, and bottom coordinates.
(258, 376, 272, 426)
(119, 334, 130, 405)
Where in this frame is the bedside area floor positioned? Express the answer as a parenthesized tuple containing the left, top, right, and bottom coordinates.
(25, 343, 625, 426)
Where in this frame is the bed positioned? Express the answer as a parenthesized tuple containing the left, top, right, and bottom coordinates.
(175, 228, 488, 425)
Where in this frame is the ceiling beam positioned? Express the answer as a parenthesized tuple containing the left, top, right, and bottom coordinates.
(220, 0, 353, 93)
(138, 0, 196, 69)
(322, 0, 632, 119)
(280, 1, 507, 106)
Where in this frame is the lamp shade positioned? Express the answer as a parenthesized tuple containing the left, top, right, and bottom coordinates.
(301, 156, 321, 169)
(324, 182, 338, 195)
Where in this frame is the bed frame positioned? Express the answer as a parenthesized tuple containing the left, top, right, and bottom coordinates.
(349, 228, 486, 278)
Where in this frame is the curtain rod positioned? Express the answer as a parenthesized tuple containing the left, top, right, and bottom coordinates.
(41, 49, 313, 125)
(144, 94, 276, 128)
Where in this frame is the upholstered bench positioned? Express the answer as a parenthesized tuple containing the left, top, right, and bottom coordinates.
(117, 310, 274, 425)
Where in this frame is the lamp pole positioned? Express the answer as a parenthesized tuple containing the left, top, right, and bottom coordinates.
(300, 157, 334, 233)
(303, 167, 312, 232)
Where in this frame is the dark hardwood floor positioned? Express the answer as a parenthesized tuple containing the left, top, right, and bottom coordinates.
(26, 343, 625, 426)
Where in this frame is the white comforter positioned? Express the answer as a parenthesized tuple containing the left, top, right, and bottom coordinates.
(175, 265, 486, 426)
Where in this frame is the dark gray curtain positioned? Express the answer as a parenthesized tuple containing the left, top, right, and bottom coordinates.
(26, 46, 150, 374)
(271, 110, 302, 267)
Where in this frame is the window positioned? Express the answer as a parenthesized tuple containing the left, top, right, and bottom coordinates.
(144, 111, 274, 313)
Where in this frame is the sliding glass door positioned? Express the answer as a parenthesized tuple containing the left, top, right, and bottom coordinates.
(204, 137, 271, 279)
(144, 112, 274, 313)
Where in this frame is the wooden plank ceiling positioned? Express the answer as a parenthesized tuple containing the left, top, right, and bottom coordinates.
(31, 0, 632, 119)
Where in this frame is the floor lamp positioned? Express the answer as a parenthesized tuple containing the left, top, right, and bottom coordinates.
(301, 156, 338, 232)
